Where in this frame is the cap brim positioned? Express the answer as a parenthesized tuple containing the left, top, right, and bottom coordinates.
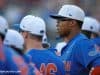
(50, 14, 70, 20)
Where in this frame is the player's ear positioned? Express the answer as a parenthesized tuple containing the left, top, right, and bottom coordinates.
(69, 20, 77, 27)
(69, 20, 77, 28)
(25, 32, 29, 39)
(22, 32, 28, 39)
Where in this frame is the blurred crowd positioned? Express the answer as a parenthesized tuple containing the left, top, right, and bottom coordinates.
(0, 0, 100, 46)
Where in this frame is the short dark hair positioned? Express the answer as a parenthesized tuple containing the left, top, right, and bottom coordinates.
(61, 18, 83, 29)
(81, 30, 92, 39)
(76, 20, 83, 29)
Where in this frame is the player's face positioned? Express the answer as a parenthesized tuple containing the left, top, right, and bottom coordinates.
(56, 20, 71, 37)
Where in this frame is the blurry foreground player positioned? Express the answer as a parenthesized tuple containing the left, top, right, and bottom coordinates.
(51, 4, 100, 75)
(4, 29, 31, 75)
(0, 16, 8, 71)
(20, 15, 65, 75)
(82, 17, 100, 51)
(4, 29, 39, 75)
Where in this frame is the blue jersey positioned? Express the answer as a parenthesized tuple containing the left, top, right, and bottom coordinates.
(26, 49, 65, 75)
(91, 37, 100, 51)
(0, 44, 6, 72)
(91, 37, 100, 46)
(3, 45, 35, 75)
(61, 33, 100, 75)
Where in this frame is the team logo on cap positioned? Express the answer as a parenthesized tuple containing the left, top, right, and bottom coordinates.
(40, 30, 44, 34)
(22, 25, 25, 28)
(44, 38, 47, 41)
(69, 14, 72, 16)
(5, 29, 7, 32)
(90, 26, 93, 30)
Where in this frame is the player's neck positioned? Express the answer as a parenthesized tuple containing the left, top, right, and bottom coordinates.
(66, 28, 80, 42)
(25, 40, 44, 52)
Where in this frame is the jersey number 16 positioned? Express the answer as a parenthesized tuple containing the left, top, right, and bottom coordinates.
(40, 63, 57, 75)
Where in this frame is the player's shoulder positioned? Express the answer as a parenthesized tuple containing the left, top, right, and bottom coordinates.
(3, 45, 12, 55)
(76, 35, 94, 48)
(91, 37, 100, 46)
(73, 35, 96, 54)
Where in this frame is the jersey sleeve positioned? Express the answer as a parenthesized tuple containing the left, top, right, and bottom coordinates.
(75, 39, 100, 69)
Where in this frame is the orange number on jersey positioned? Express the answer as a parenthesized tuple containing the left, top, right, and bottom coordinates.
(40, 63, 57, 75)
(13, 56, 29, 75)
(64, 61, 71, 71)
(40, 63, 46, 74)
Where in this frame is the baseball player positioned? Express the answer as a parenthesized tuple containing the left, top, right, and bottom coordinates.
(19, 15, 65, 75)
(0, 16, 8, 71)
(0, 17, 40, 75)
(50, 4, 100, 75)
(82, 17, 100, 39)
(82, 17, 100, 51)
(3, 29, 34, 75)
(4, 29, 42, 75)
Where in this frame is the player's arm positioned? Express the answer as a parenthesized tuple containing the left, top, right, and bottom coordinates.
(77, 40, 100, 75)
(89, 66, 100, 75)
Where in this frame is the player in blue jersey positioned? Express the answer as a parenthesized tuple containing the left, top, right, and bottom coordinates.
(50, 4, 100, 75)
(82, 17, 100, 52)
(0, 16, 8, 72)
(3, 29, 32, 75)
(0, 17, 40, 75)
(4, 29, 43, 75)
(19, 15, 65, 75)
